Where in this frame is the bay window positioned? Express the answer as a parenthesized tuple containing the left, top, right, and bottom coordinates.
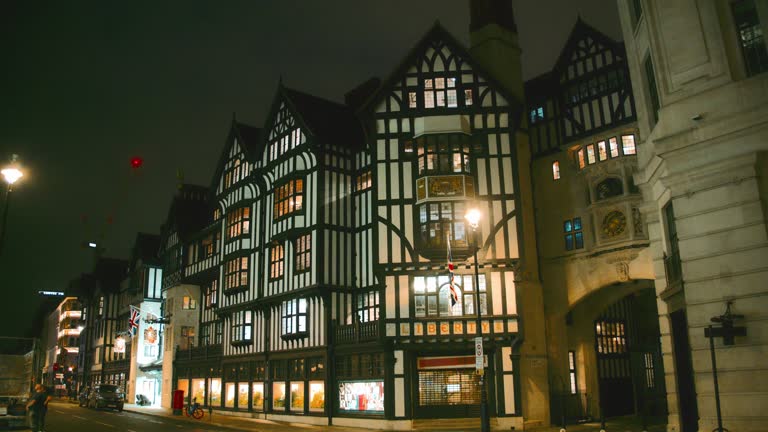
(281, 298, 308, 337)
(231, 310, 252, 343)
(273, 179, 304, 219)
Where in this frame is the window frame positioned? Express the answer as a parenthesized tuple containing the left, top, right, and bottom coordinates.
(273, 179, 304, 220)
(281, 298, 308, 339)
(552, 161, 561, 180)
(294, 234, 311, 273)
(269, 244, 284, 281)
(415, 134, 473, 176)
(223, 257, 249, 292)
(564, 217, 585, 251)
(231, 310, 253, 344)
(182, 295, 197, 310)
(413, 274, 487, 318)
(226, 206, 251, 240)
(417, 201, 469, 250)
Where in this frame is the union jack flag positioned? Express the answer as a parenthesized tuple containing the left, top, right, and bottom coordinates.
(128, 306, 141, 337)
(447, 234, 460, 307)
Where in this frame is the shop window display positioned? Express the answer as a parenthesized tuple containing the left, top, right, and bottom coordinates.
(309, 381, 324, 412)
(289, 382, 305, 411)
(252, 383, 264, 410)
(338, 381, 384, 413)
(273, 383, 286, 408)
(225, 383, 235, 408)
(191, 379, 205, 404)
(238, 383, 249, 408)
(208, 378, 221, 407)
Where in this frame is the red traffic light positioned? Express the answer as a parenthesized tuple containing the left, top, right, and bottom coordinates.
(130, 157, 144, 169)
(53, 363, 59, 371)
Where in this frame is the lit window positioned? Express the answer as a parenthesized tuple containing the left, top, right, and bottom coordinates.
(621, 135, 637, 155)
(291, 128, 301, 148)
(415, 134, 471, 175)
(597, 141, 608, 161)
(224, 257, 248, 291)
(295, 234, 311, 272)
(568, 351, 577, 394)
(418, 201, 468, 249)
(595, 320, 627, 354)
(464, 89, 473, 106)
(224, 158, 247, 189)
(609, 137, 620, 158)
(355, 171, 372, 192)
(282, 298, 307, 336)
(732, 0, 768, 77)
(586, 145, 596, 164)
(530, 106, 545, 124)
(355, 291, 379, 323)
(552, 161, 561, 180)
(413, 274, 487, 318)
(564, 217, 584, 251)
(408, 92, 417, 108)
(205, 280, 218, 309)
(182, 296, 197, 310)
(226, 206, 251, 239)
(423, 77, 458, 109)
(231, 310, 253, 343)
(577, 149, 586, 169)
(644, 352, 656, 389)
(270, 244, 284, 280)
(273, 179, 304, 219)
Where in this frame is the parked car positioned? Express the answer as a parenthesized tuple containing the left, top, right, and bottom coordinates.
(87, 385, 124, 412)
(78, 387, 90, 407)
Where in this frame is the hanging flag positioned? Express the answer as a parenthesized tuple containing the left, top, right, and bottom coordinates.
(447, 233, 460, 307)
(128, 306, 141, 337)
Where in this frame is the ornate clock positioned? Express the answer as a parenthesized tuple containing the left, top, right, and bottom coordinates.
(602, 210, 627, 237)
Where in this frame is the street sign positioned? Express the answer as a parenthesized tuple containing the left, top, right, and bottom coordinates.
(474, 337, 484, 370)
(55, 373, 64, 379)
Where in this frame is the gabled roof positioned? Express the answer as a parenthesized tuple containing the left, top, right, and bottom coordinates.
(280, 86, 365, 151)
(552, 17, 625, 74)
(209, 118, 263, 194)
(129, 232, 161, 269)
(159, 184, 211, 249)
(363, 22, 522, 114)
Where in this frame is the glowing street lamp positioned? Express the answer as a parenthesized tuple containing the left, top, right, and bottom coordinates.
(0, 155, 24, 256)
(465, 207, 489, 432)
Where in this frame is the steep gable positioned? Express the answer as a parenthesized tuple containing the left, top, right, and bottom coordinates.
(210, 118, 262, 196)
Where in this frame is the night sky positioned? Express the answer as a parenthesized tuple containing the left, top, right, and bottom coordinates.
(0, 0, 621, 337)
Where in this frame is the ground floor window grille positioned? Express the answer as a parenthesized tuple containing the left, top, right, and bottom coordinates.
(644, 352, 655, 388)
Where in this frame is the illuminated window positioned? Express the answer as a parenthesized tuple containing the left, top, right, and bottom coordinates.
(552, 161, 561, 180)
(281, 298, 308, 336)
(204, 280, 218, 309)
(415, 134, 471, 175)
(568, 351, 577, 394)
(644, 352, 656, 388)
(269, 244, 284, 280)
(564, 218, 584, 251)
(226, 207, 250, 239)
(224, 158, 248, 189)
(621, 135, 637, 155)
(413, 274, 486, 318)
(231, 310, 252, 343)
(424, 77, 458, 108)
(530, 106, 545, 124)
(595, 320, 627, 354)
(224, 257, 248, 291)
(182, 296, 197, 310)
(597, 141, 608, 161)
(417, 201, 468, 249)
(586, 144, 596, 164)
(269, 128, 302, 161)
(408, 92, 417, 108)
(464, 89, 473, 106)
(295, 234, 311, 272)
(609, 137, 620, 157)
(273, 179, 304, 219)
(355, 291, 379, 323)
(577, 149, 586, 169)
(355, 171, 372, 192)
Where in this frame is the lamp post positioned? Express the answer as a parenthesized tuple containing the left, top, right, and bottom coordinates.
(465, 208, 490, 432)
(0, 154, 24, 256)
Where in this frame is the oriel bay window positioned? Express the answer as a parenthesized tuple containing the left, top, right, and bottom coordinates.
(416, 134, 472, 176)
(226, 206, 250, 239)
(281, 298, 308, 338)
(418, 201, 468, 249)
(413, 274, 487, 317)
(231, 310, 253, 343)
(224, 257, 248, 291)
(273, 179, 303, 219)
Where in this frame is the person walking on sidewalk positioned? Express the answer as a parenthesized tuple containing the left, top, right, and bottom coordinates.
(26, 384, 52, 432)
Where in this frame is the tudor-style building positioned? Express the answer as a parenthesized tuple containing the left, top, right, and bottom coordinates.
(170, 2, 549, 430)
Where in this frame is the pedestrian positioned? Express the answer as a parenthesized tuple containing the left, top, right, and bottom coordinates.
(26, 384, 51, 432)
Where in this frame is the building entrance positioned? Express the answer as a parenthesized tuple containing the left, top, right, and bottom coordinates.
(594, 289, 666, 419)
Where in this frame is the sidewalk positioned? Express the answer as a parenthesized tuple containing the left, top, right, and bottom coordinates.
(122, 404, 381, 432)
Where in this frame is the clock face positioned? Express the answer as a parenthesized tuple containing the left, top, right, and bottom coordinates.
(602, 211, 627, 237)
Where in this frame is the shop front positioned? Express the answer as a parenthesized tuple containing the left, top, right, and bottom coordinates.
(412, 354, 492, 419)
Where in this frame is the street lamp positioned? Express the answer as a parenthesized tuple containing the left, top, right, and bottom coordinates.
(465, 207, 490, 432)
(0, 154, 24, 256)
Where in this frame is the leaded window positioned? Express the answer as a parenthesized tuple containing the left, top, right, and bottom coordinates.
(224, 158, 248, 189)
(424, 77, 458, 108)
(205, 279, 218, 309)
(415, 134, 472, 176)
(231, 310, 253, 343)
(295, 234, 311, 273)
(226, 207, 250, 239)
(273, 179, 303, 219)
(356, 291, 379, 323)
(270, 244, 284, 280)
(224, 257, 248, 291)
(281, 298, 307, 336)
(564, 218, 584, 251)
(417, 201, 468, 249)
(413, 274, 487, 318)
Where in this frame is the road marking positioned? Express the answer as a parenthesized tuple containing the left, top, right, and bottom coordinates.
(147, 419, 164, 424)
(93, 420, 115, 428)
(73, 415, 87, 420)
(127, 430, 137, 432)
(54, 410, 65, 414)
